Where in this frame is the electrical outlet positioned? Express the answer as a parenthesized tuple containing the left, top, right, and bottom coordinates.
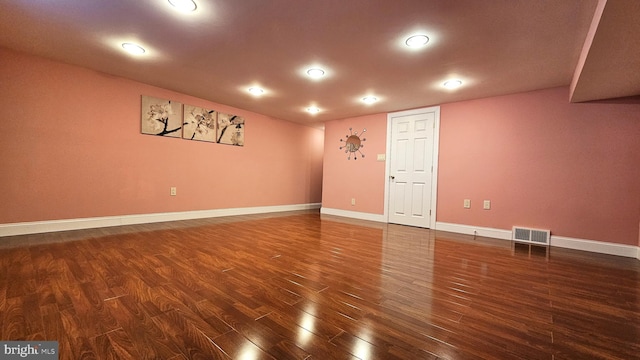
(170, 187, 177, 196)
(351, 198, 356, 206)
(483, 200, 491, 210)
(463, 199, 471, 208)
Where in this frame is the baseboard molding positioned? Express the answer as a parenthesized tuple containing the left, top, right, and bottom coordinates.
(435, 222, 639, 259)
(550, 235, 639, 258)
(435, 222, 512, 240)
(320, 207, 386, 223)
(0, 203, 321, 237)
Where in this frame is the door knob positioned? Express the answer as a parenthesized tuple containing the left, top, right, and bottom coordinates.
(390, 175, 395, 180)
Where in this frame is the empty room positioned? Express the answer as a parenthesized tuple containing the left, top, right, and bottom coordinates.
(1, 1, 639, 359)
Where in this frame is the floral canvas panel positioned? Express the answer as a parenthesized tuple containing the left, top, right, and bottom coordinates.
(217, 113, 245, 146)
(183, 105, 216, 142)
(141, 95, 183, 137)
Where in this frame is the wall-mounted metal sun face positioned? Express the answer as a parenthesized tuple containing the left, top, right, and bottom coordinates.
(339, 128, 366, 160)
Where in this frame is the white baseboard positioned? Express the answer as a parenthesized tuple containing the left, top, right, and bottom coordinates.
(435, 222, 512, 240)
(435, 221, 639, 259)
(320, 207, 386, 223)
(550, 235, 638, 258)
(0, 203, 321, 237)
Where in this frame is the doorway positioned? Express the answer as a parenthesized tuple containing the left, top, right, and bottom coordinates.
(384, 106, 440, 228)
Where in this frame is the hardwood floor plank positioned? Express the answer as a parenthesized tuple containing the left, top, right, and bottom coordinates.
(211, 330, 274, 360)
(104, 296, 183, 359)
(0, 210, 638, 359)
(192, 300, 236, 336)
(151, 310, 230, 360)
(67, 336, 99, 360)
(21, 292, 45, 338)
(98, 329, 142, 360)
(2, 297, 27, 339)
(358, 312, 454, 356)
(62, 282, 119, 338)
(93, 332, 128, 360)
(330, 330, 403, 360)
(4, 248, 36, 298)
(266, 340, 310, 360)
(57, 309, 99, 360)
(551, 312, 640, 357)
(202, 296, 286, 350)
(40, 303, 69, 356)
(257, 297, 344, 341)
(256, 311, 354, 360)
(252, 281, 304, 307)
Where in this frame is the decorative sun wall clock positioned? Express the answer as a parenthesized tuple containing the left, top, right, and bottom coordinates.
(339, 128, 366, 160)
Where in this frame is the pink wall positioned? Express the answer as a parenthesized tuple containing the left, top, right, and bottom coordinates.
(322, 87, 640, 246)
(322, 114, 387, 214)
(0, 48, 323, 224)
(438, 87, 640, 245)
(3, 47, 639, 247)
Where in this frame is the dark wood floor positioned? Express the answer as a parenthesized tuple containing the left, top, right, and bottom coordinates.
(1, 211, 639, 359)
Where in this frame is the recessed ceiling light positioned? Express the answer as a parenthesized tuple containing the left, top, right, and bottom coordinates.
(306, 107, 321, 114)
(168, 0, 197, 12)
(443, 79, 463, 89)
(362, 96, 378, 104)
(405, 34, 430, 48)
(121, 43, 145, 55)
(306, 68, 325, 78)
(248, 87, 264, 96)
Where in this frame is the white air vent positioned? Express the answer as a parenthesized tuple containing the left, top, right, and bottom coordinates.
(512, 226, 550, 245)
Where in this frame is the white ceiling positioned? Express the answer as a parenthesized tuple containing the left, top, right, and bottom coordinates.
(1, 0, 638, 125)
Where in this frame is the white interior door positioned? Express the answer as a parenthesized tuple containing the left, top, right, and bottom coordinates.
(387, 109, 437, 228)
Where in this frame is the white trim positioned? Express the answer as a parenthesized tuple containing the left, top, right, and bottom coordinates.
(384, 106, 440, 228)
(383, 117, 392, 222)
(320, 207, 386, 223)
(435, 222, 512, 240)
(550, 235, 638, 258)
(0, 203, 321, 237)
(431, 108, 441, 229)
(435, 221, 639, 258)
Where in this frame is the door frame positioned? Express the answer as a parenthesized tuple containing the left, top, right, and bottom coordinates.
(384, 106, 441, 228)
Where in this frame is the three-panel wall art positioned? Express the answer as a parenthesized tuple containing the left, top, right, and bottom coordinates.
(141, 95, 245, 146)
